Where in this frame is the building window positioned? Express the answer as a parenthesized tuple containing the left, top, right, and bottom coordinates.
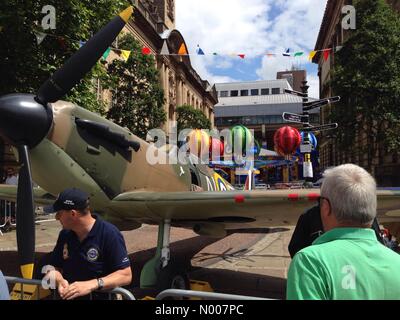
(240, 90, 249, 96)
(251, 89, 259, 96)
(261, 88, 269, 95)
(230, 90, 238, 97)
(220, 91, 228, 97)
(271, 88, 280, 95)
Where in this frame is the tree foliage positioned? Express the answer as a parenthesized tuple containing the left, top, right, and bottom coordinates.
(330, 0, 400, 164)
(176, 104, 211, 132)
(105, 34, 166, 139)
(0, 0, 128, 113)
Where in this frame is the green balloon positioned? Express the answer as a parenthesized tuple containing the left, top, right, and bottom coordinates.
(231, 125, 254, 155)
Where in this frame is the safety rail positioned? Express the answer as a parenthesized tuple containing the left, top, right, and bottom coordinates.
(0, 200, 56, 235)
(155, 289, 271, 300)
(0, 200, 15, 230)
(4, 276, 135, 300)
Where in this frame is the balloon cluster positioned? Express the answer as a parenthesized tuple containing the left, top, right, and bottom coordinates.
(187, 125, 260, 159)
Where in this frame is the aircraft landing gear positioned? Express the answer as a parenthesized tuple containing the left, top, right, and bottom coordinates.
(140, 219, 190, 291)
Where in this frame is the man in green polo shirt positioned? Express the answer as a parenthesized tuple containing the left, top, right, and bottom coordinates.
(287, 164, 400, 300)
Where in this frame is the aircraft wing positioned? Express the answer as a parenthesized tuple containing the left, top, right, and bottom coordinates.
(0, 185, 56, 206)
(111, 189, 400, 232)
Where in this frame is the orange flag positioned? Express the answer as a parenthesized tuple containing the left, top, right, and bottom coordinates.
(178, 43, 188, 55)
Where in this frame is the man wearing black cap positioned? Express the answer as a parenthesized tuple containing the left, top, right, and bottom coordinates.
(44, 188, 132, 300)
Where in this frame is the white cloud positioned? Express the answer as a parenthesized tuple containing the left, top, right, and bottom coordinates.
(176, 0, 327, 95)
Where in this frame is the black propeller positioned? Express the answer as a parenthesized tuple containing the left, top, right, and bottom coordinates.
(16, 145, 35, 279)
(36, 6, 133, 105)
(0, 6, 133, 278)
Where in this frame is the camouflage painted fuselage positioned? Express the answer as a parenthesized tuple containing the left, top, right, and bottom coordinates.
(13, 101, 400, 234)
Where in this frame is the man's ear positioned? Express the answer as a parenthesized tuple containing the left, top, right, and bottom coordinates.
(320, 200, 330, 219)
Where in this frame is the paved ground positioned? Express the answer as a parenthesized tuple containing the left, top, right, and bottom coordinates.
(0, 218, 294, 299)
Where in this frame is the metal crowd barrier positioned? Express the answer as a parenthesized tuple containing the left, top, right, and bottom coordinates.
(4, 276, 273, 301)
(0, 200, 56, 235)
(155, 289, 270, 300)
(0, 200, 15, 233)
(4, 276, 135, 300)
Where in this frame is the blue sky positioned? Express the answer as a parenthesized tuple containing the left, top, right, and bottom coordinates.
(176, 0, 327, 98)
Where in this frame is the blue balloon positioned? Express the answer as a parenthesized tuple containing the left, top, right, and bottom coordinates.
(296, 132, 318, 154)
(300, 132, 317, 149)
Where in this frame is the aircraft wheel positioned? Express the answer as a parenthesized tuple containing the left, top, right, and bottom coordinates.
(157, 264, 190, 298)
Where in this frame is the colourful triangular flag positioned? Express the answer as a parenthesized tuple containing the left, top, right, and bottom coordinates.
(283, 48, 290, 57)
(238, 54, 245, 59)
(79, 40, 86, 48)
(34, 31, 47, 45)
(121, 50, 131, 62)
(102, 47, 111, 60)
(335, 46, 343, 52)
(323, 49, 331, 61)
(142, 47, 151, 55)
(197, 45, 205, 55)
(160, 41, 169, 55)
(308, 50, 317, 61)
(57, 37, 67, 50)
(178, 43, 188, 55)
(294, 51, 304, 57)
(266, 53, 276, 57)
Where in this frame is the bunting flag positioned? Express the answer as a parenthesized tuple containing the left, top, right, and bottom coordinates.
(79, 40, 86, 48)
(323, 48, 331, 61)
(283, 48, 290, 57)
(238, 54, 245, 59)
(34, 31, 47, 45)
(178, 43, 188, 55)
(335, 46, 343, 52)
(308, 50, 317, 61)
(121, 49, 131, 62)
(102, 47, 111, 60)
(57, 37, 67, 50)
(142, 47, 151, 55)
(160, 41, 170, 55)
(196, 45, 205, 55)
(294, 51, 304, 57)
(266, 53, 276, 57)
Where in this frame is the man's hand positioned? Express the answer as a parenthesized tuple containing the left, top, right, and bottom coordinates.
(57, 278, 69, 297)
(60, 280, 98, 300)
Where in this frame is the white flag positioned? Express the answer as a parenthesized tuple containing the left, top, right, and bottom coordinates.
(35, 31, 47, 45)
(160, 40, 169, 55)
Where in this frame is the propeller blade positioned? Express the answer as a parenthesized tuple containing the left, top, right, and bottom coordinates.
(36, 6, 133, 104)
(16, 145, 35, 279)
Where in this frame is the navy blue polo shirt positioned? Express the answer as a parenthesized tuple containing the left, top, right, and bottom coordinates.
(50, 215, 130, 283)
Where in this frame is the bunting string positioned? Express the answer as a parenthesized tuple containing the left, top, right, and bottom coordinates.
(33, 29, 341, 63)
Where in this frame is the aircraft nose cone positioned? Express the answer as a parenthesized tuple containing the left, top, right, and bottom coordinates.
(0, 94, 53, 148)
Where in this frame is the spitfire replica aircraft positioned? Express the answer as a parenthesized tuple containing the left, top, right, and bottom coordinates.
(0, 6, 399, 291)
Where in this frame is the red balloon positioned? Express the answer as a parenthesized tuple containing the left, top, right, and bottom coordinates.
(209, 138, 224, 159)
(273, 126, 301, 156)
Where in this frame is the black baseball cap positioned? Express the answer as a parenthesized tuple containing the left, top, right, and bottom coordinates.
(44, 188, 89, 213)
